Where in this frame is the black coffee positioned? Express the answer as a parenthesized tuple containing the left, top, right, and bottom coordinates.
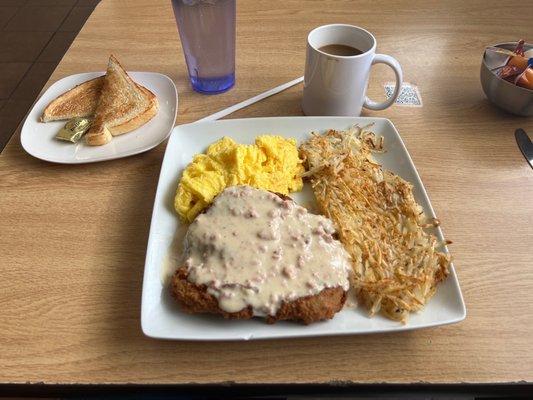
(318, 44, 363, 56)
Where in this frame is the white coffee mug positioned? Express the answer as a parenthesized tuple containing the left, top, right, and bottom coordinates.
(302, 24, 403, 116)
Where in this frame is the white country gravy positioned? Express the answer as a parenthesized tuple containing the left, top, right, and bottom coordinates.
(183, 185, 351, 317)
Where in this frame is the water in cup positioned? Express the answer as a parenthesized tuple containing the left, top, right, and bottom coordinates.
(171, 0, 236, 94)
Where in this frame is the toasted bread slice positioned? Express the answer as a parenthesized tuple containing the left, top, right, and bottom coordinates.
(85, 55, 158, 146)
(40, 76, 104, 122)
(40, 77, 156, 124)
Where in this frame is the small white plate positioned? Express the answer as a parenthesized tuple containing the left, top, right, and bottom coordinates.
(141, 117, 466, 340)
(21, 72, 177, 164)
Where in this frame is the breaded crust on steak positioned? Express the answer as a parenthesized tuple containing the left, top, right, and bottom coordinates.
(171, 189, 349, 325)
(171, 266, 347, 325)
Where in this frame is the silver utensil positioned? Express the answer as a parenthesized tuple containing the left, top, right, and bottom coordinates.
(515, 128, 533, 169)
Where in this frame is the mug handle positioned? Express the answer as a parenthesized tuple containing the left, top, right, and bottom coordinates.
(363, 54, 403, 111)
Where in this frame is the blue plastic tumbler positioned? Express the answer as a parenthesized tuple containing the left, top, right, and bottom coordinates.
(171, 0, 236, 94)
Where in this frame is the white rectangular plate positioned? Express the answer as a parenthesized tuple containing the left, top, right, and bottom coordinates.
(141, 116, 466, 340)
(21, 72, 177, 164)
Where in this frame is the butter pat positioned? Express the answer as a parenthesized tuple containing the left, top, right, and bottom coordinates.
(55, 117, 92, 143)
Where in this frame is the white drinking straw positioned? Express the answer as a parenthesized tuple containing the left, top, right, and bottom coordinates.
(196, 76, 304, 122)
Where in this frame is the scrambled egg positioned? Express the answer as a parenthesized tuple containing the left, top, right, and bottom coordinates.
(175, 135, 304, 222)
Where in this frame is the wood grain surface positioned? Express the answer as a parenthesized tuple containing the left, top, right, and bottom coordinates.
(1, 0, 532, 385)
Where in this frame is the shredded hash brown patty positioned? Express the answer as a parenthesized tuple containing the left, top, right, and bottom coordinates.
(299, 126, 451, 323)
(171, 267, 347, 325)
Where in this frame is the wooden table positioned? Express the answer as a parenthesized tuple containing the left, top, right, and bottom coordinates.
(1, 0, 532, 386)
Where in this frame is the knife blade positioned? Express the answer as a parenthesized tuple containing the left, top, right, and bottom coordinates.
(515, 129, 533, 170)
